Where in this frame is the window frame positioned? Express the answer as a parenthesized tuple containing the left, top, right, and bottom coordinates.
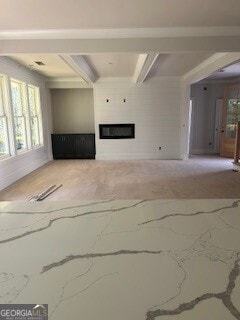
(0, 75, 11, 159)
(10, 78, 29, 154)
(0, 74, 45, 163)
(27, 84, 43, 149)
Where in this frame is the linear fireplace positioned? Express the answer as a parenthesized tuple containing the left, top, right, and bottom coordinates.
(99, 124, 135, 139)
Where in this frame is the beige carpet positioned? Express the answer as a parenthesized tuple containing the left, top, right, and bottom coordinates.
(0, 155, 239, 200)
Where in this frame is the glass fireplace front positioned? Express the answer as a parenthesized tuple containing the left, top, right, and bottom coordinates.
(99, 124, 135, 139)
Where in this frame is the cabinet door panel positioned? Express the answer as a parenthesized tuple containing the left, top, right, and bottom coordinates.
(74, 134, 95, 158)
(52, 135, 74, 158)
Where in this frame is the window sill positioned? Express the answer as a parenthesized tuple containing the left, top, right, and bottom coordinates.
(0, 146, 46, 165)
(16, 146, 43, 156)
(16, 148, 30, 156)
(0, 154, 12, 162)
(32, 144, 44, 150)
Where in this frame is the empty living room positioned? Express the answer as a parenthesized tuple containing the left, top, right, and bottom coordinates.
(0, 1, 240, 319)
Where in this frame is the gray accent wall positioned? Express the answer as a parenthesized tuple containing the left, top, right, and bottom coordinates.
(51, 89, 94, 134)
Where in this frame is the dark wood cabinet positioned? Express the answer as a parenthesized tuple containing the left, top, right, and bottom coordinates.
(51, 134, 95, 159)
(51, 134, 74, 158)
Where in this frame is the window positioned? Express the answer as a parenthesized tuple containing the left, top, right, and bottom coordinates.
(28, 85, 42, 147)
(226, 99, 240, 138)
(11, 80, 27, 152)
(0, 75, 44, 162)
(0, 77, 10, 157)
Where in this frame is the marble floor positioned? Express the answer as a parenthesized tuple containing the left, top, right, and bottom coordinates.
(0, 199, 240, 320)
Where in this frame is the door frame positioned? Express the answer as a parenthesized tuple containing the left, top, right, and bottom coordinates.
(220, 84, 240, 157)
(188, 98, 194, 155)
(214, 99, 223, 154)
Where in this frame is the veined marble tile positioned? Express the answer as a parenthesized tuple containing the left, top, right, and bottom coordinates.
(0, 199, 239, 320)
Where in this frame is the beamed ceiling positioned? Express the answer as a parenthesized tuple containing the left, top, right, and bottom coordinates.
(1, 0, 240, 82)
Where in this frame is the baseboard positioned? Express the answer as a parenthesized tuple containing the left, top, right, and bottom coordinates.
(190, 148, 215, 155)
(96, 153, 181, 160)
(233, 162, 240, 172)
(0, 155, 49, 191)
(181, 154, 189, 160)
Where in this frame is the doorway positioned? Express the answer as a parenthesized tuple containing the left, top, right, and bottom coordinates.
(189, 82, 225, 156)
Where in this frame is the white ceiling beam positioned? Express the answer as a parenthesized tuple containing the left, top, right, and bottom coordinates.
(59, 55, 97, 84)
(183, 52, 240, 84)
(3, 36, 240, 54)
(133, 53, 159, 83)
(133, 54, 148, 83)
(1, 27, 240, 40)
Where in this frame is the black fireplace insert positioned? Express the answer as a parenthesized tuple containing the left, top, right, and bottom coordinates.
(99, 124, 135, 139)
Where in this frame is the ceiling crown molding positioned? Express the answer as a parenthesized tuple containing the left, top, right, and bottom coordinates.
(1, 26, 240, 40)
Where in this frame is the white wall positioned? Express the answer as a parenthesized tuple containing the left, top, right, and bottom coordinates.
(51, 89, 94, 133)
(190, 82, 225, 154)
(0, 57, 52, 191)
(94, 77, 182, 160)
(181, 53, 240, 160)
